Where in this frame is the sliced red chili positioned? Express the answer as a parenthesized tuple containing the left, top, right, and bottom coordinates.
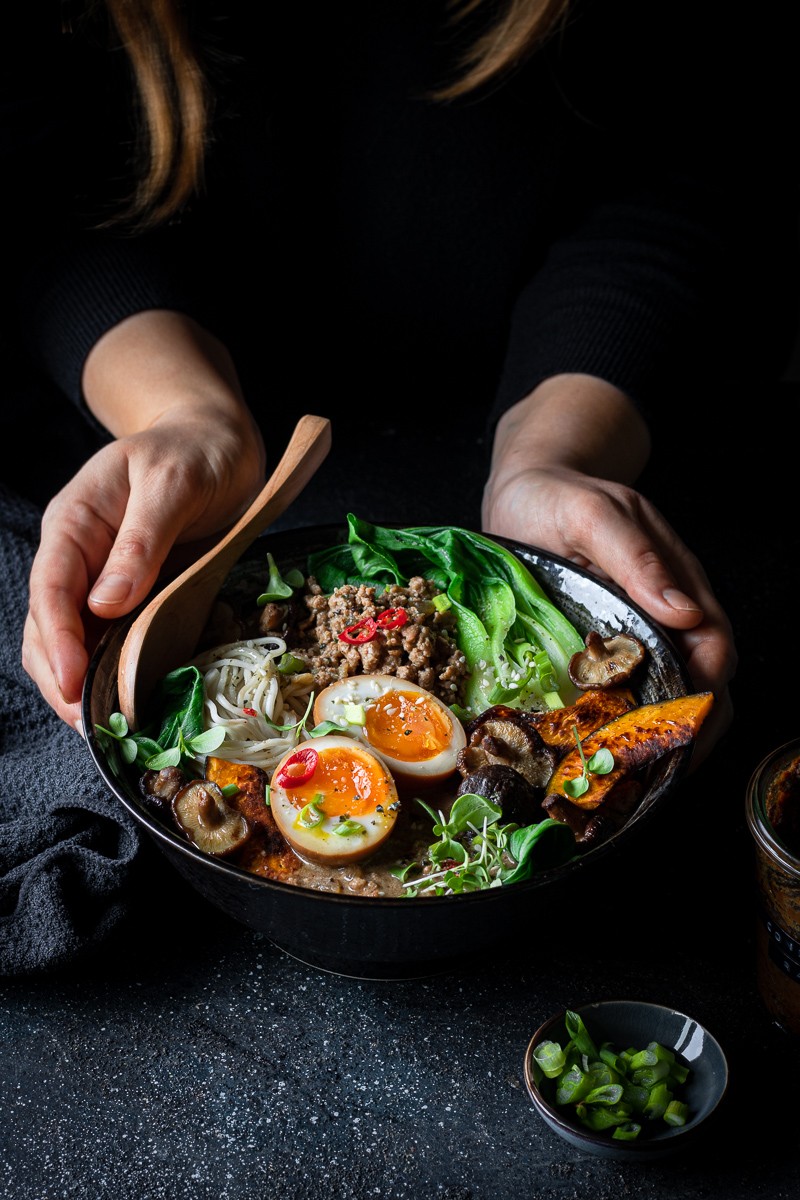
(338, 616, 378, 644)
(243, 707, 258, 717)
(376, 606, 408, 630)
(274, 747, 319, 788)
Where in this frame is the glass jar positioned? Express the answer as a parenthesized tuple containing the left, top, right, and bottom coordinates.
(745, 738, 800, 1035)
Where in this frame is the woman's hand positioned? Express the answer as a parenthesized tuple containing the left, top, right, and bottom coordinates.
(22, 312, 265, 732)
(482, 375, 736, 760)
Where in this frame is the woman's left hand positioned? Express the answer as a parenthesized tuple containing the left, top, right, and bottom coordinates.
(482, 375, 736, 762)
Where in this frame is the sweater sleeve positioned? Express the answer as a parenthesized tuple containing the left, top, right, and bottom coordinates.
(17, 229, 209, 410)
(490, 0, 800, 426)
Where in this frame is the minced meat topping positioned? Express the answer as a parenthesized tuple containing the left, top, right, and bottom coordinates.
(263, 576, 468, 704)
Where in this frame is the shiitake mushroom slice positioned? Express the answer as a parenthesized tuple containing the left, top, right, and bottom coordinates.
(171, 780, 251, 857)
(457, 705, 558, 789)
(456, 764, 545, 825)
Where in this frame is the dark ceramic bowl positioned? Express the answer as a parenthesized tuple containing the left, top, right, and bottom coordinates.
(83, 525, 693, 979)
(523, 1000, 729, 1159)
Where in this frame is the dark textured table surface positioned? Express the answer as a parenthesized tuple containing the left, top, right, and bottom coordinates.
(2, 383, 799, 1200)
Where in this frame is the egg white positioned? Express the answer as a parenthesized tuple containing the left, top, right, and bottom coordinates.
(269, 734, 399, 866)
(312, 674, 466, 786)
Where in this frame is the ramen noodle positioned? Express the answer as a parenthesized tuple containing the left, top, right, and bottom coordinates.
(190, 635, 315, 771)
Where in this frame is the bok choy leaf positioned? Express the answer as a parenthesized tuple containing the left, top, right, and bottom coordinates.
(308, 515, 584, 715)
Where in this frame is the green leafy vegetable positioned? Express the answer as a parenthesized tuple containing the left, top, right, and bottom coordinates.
(307, 515, 584, 716)
(145, 725, 226, 771)
(502, 819, 576, 885)
(95, 664, 226, 776)
(149, 665, 205, 747)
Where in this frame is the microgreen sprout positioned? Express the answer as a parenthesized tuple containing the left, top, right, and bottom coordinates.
(394, 794, 575, 896)
(264, 691, 316, 736)
(145, 724, 226, 771)
(563, 725, 615, 799)
(256, 553, 302, 604)
(95, 712, 224, 776)
(263, 691, 354, 742)
(94, 713, 141, 766)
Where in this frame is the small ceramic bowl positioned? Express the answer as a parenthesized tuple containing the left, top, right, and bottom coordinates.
(523, 1000, 728, 1160)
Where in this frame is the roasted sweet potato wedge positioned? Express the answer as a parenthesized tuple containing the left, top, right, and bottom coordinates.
(205, 756, 300, 881)
(530, 687, 637, 751)
(544, 691, 714, 810)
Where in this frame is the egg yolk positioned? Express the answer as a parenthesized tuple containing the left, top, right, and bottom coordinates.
(283, 746, 393, 817)
(364, 690, 451, 762)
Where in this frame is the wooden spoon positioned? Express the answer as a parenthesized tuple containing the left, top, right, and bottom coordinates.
(117, 413, 332, 730)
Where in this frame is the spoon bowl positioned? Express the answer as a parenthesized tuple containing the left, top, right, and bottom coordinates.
(116, 413, 331, 730)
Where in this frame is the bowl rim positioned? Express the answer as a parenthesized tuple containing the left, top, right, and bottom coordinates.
(83, 524, 695, 909)
(522, 998, 729, 1153)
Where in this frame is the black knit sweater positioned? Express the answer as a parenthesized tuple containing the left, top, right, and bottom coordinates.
(4, 1, 798, 437)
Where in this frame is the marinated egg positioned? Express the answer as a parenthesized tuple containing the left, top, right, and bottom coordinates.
(269, 735, 399, 866)
(312, 674, 467, 786)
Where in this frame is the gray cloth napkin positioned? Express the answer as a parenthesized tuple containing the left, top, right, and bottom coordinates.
(0, 485, 141, 976)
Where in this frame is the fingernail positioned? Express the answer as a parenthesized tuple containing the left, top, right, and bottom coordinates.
(74, 718, 85, 739)
(90, 574, 133, 605)
(663, 587, 702, 613)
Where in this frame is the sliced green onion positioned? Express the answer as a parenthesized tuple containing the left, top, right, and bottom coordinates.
(584, 1083, 624, 1106)
(632, 1060, 671, 1089)
(621, 1083, 649, 1114)
(599, 1044, 628, 1074)
(663, 1101, 689, 1127)
(298, 797, 325, 828)
(565, 1011, 599, 1060)
(643, 1081, 673, 1121)
(536, 1012, 693, 1142)
(532, 1041, 566, 1079)
(612, 1122, 642, 1141)
(343, 702, 366, 726)
(668, 1062, 689, 1085)
(629, 1042, 673, 1070)
(431, 593, 452, 612)
(220, 784, 240, 799)
(555, 1066, 592, 1106)
(333, 819, 365, 838)
(277, 652, 307, 675)
(575, 1103, 631, 1131)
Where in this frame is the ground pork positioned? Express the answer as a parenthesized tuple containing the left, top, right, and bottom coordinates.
(264, 576, 468, 704)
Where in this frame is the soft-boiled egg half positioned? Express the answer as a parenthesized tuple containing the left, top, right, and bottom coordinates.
(269, 735, 399, 866)
(312, 674, 467, 786)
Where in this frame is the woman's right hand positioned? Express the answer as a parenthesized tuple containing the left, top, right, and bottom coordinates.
(22, 312, 265, 732)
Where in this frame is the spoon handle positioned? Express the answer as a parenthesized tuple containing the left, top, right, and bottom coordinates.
(171, 413, 332, 592)
(117, 413, 331, 728)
